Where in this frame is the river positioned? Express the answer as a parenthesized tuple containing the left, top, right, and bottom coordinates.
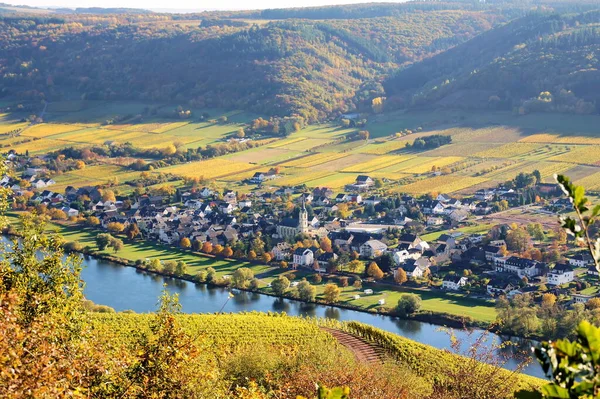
(78, 254, 544, 378)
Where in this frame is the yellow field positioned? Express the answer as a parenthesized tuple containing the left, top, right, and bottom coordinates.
(303, 173, 360, 189)
(279, 152, 349, 168)
(401, 156, 464, 174)
(575, 172, 600, 190)
(548, 146, 600, 165)
(272, 171, 333, 186)
(10, 138, 80, 154)
(519, 134, 600, 145)
(150, 122, 190, 134)
(398, 175, 488, 194)
(268, 137, 307, 148)
(21, 123, 84, 138)
(58, 128, 148, 145)
(474, 143, 544, 158)
(51, 165, 140, 192)
(0, 122, 28, 134)
(450, 127, 523, 143)
(165, 158, 258, 179)
(357, 140, 409, 155)
(341, 155, 415, 173)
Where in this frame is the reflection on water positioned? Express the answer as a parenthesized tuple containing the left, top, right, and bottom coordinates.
(65, 249, 543, 378)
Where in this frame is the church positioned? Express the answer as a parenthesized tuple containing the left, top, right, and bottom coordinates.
(276, 200, 310, 239)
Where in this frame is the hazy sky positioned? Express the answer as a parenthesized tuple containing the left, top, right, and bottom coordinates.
(11, 0, 407, 11)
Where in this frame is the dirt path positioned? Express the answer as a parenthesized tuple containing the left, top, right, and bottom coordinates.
(321, 327, 384, 364)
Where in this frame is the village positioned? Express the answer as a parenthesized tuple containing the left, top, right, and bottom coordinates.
(3, 149, 599, 323)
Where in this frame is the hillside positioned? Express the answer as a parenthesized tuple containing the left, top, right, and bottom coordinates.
(384, 11, 600, 114)
(0, 5, 512, 121)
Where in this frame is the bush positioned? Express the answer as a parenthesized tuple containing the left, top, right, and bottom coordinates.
(396, 294, 421, 316)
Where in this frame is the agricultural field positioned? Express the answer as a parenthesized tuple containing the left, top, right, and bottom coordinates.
(2, 102, 600, 196)
(50, 164, 141, 192)
(164, 158, 259, 180)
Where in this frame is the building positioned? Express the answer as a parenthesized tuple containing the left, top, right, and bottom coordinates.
(345, 175, 374, 191)
(442, 275, 468, 291)
(569, 253, 595, 268)
(401, 258, 431, 278)
(359, 239, 388, 258)
(276, 200, 309, 239)
(495, 256, 543, 278)
(292, 247, 314, 268)
(547, 262, 574, 286)
(271, 242, 291, 261)
(486, 279, 515, 296)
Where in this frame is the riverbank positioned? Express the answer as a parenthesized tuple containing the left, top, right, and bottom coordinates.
(5, 212, 497, 329)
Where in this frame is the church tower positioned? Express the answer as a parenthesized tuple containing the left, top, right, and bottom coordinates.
(299, 197, 309, 234)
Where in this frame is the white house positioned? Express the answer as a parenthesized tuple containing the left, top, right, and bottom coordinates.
(442, 275, 468, 291)
(547, 262, 574, 286)
(569, 253, 594, 268)
(359, 239, 388, 258)
(401, 258, 431, 278)
(271, 242, 291, 261)
(495, 256, 543, 278)
(293, 247, 314, 268)
(393, 249, 421, 265)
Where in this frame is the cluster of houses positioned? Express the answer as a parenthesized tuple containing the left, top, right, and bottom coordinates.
(3, 159, 598, 304)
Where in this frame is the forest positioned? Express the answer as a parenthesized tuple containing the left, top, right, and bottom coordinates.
(1, 1, 600, 121)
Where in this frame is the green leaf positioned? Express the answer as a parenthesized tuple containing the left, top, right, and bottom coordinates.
(540, 384, 570, 398)
(514, 389, 543, 399)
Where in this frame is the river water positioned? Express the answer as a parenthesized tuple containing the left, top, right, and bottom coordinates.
(78, 254, 543, 378)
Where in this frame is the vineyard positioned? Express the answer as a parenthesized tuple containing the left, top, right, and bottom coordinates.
(341, 155, 414, 173)
(165, 158, 259, 179)
(90, 312, 338, 349)
(21, 123, 84, 138)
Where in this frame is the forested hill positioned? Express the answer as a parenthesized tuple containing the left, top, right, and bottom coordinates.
(0, 6, 506, 121)
(1, 1, 599, 120)
(384, 11, 600, 114)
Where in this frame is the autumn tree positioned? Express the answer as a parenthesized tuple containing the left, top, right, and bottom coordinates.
(320, 236, 333, 252)
(506, 226, 532, 253)
(367, 262, 384, 280)
(201, 241, 213, 254)
(180, 237, 191, 249)
(394, 268, 408, 285)
(271, 276, 290, 296)
(297, 280, 317, 302)
(125, 223, 140, 240)
(323, 284, 341, 303)
(222, 247, 234, 258)
(232, 267, 254, 289)
(107, 222, 124, 234)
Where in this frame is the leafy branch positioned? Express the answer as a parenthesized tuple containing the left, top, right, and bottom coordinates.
(555, 174, 600, 272)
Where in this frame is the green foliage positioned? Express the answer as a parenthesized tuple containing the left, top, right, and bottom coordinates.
(556, 174, 600, 272)
(396, 293, 422, 316)
(517, 321, 600, 399)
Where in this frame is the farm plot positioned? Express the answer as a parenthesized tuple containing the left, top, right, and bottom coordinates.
(397, 175, 488, 194)
(341, 155, 414, 173)
(268, 137, 307, 148)
(421, 142, 502, 157)
(150, 122, 190, 134)
(276, 138, 334, 151)
(474, 143, 545, 159)
(226, 147, 300, 165)
(10, 138, 81, 155)
(271, 171, 333, 187)
(401, 156, 464, 174)
(279, 152, 349, 168)
(519, 134, 600, 146)
(21, 123, 85, 139)
(164, 159, 258, 180)
(56, 128, 148, 145)
(548, 146, 600, 166)
(574, 171, 600, 190)
(356, 140, 409, 155)
(302, 173, 360, 189)
(51, 165, 139, 192)
(450, 127, 523, 143)
(0, 122, 28, 135)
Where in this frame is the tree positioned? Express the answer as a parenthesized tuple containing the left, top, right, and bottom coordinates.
(541, 293, 557, 309)
(323, 284, 341, 303)
(48, 209, 67, 220)
(394, 268, 407, 285)
(96, 233, 112, 251)
(312, 274, 323, 284)
(271, 276, 290, 296)
(397, 294, 422, 316)
(232, 267, 254, 289)
(222, 247, 233, 258)
(248, 250, 257, 260)
(353, 278, 362, 289)
(108, 237, 124, 253)
(101, 189, 116, 202)
(175, 261, 187, 277)
(348, 259, 362, 273)
(107, 222, 124, 234)
(320, 237, 332, 252)
(125, 223, 140, 240)
(357, 130, 370, 141)
(262, 252, 272, 264)
(374, 178, 384, 189)
(236, 128, 245, 138)
(297, 280, 317, 302)
(163, 260, 177, 275)
(366, 262, 384, 280)
(339, 276, 349, 287)
(179, 237, 191, 249)
(527, 223, 545, 241)
(506, 227, 532, 253)
(201, 241, 213, 254)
